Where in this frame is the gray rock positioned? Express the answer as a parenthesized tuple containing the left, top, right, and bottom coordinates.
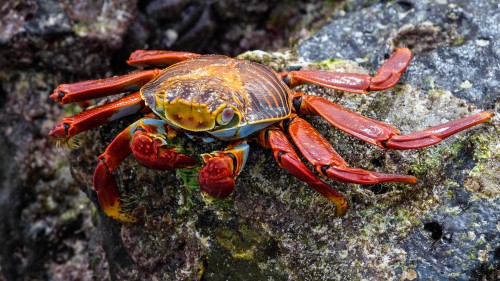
(299, 0, 499, 108)
(296, 0, 499, 279)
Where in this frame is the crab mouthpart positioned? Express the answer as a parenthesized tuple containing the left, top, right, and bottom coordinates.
(164, 99, 217, 131)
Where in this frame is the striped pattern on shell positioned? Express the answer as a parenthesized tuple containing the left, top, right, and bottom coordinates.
(141, 55, 292, 124)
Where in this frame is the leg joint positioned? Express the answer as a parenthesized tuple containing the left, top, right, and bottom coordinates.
(292, 95, 303, 113)
(320, 165, 331, 177)
(277, 151, 286, 164)
(133, 125, 146, 133)
(283, 75, 291, 87)
(225, 152, 238, 174)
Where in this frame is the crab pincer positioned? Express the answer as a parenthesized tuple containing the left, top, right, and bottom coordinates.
(198, 141, 249, 199)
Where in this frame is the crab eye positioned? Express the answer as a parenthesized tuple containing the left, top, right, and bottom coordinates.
(216, 107, 234, 125)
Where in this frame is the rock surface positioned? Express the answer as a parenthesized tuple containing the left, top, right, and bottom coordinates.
(298, 0, 499, 279)
(0, 0, 498, 280)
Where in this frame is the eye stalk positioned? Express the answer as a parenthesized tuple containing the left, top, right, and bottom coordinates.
(216, 107, 235, 125)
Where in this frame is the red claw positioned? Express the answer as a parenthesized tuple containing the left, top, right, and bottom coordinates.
(198, 154, 235, 199)
(131, 130, 196, 170)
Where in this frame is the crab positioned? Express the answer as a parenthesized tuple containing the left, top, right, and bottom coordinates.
(49, 48, 493, 222)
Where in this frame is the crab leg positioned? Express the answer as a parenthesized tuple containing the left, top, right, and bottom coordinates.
(50, 69, 162, 104)
(293, 93, 494, 149)
(127, 50, 201, 68)
(49, 91, 146, 141)
(94, 118, 195, 222)
(282, 48, 412, 94)
(257, 127, 348, 216)
(285, 116, 417, 185)
(198, 141, 249, 199)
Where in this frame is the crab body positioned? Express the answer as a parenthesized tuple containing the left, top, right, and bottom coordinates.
(49, 48, 493, 223)
(141, 55, 292, 141)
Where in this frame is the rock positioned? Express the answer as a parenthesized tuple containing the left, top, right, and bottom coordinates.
(293, 0, 499, 279)
(298, 0, 499, 108)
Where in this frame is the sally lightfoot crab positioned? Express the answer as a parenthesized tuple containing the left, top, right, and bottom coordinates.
(49, 48, 493, 222)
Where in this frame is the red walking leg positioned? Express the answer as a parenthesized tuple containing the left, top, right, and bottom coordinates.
(94, 118, 195, 222)
(127, 50, 201, 68)
(282, 48, 412, 94)
(294, 93, 494, 149)
(285, 117, 417, 184)
(257, 127, 348, 216)
(52, 50, 200, 104)
(93, 121, 135, 223)
(49, 92, 146, 143)
(51, 69, 162, 104)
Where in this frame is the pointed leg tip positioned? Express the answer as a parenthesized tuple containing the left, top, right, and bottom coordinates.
(392, 48, 412, 62)
(50, 86, 70, 103)
(396, 47, 412, 55)
(372, 172, 418, 184)
(483, 111, 495, 119)
(405, 176, 418, 184)
(335, 201, 348, 217)
(98, 195, 138, 223)
(114, 213, 138, 224)
(106, 206, 138, 223)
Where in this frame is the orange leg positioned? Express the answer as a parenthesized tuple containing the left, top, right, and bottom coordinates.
(94, 118, 195, 222)
(127, 50, 201, 68)
(281, 48, 412, 94)
(293, 92, 494, 150)
(49, 91, 147, 141)
(285, 116, 416, 185)
(257, 127, 348, 216)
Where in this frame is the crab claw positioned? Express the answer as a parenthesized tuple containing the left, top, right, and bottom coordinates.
(93, 161, 137, 223)
(131, 131, 196, 170)
(198, 153, 235, 199)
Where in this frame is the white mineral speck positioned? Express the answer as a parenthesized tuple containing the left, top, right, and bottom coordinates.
(475, 39, 490, 47)
(460, 80, 473, 89)
(166, 29, 178, 43)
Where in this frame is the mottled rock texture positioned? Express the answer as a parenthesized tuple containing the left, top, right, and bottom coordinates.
(0, 0, 336, 280)
(0, 0, 498, 280)
(297, 0, 499, 279)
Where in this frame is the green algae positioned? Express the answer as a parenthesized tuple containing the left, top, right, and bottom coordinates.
(464, 123, 499, 199)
